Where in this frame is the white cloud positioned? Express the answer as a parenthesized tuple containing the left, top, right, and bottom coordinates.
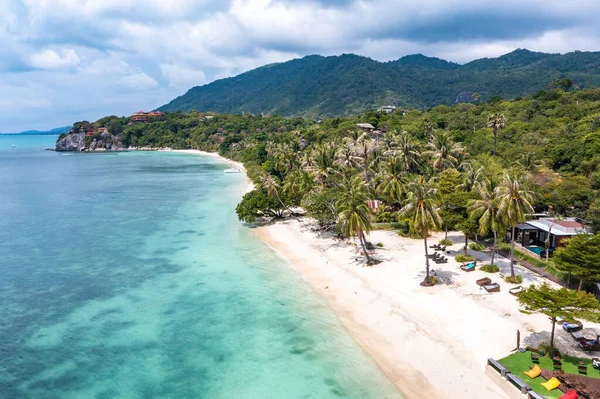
(160, 63, 207, 87)
(29, 48, 80, 70)
(118, 72, 159, 90)
(3, 0, 600, 131)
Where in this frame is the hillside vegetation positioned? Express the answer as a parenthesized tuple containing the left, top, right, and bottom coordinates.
(159, 49, 600, 117)
(58, 86, 600, 285)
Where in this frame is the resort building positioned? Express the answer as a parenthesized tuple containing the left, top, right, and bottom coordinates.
(512, 218, 592, 257)
(131, 111, 164, 122)
(378, 105, 397, 114)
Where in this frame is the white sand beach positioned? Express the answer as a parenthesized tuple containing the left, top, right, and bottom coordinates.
(163, 149, 246, 171)
(255, 217, 595, 399)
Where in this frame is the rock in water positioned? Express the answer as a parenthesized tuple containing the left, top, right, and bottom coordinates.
(55, 132, 86, 151)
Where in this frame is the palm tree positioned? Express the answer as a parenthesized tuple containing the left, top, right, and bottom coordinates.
(399, 177, 443, 285)
(309, 143, 337, 184)
(460, 163, 484, 192)
(469, 179, 503, 266)
(498, 174, 535, 277)
(257, 173, 290, 215)
(283, 170, 314, 203)
(394, 131, 421, 173)
(337, 176, 374, 265)
(487, 113, 506, 156)
(350, 133, 378, 186)
(516, 152, 543, 172)
(377, 156, 405, 207)
(426, 132, 463, 171)
(335, 144, 359, 169)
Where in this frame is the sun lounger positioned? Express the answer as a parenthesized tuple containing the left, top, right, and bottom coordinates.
(524, 364, 542, 378)
(562, 321, 583, 333)
(483, 283, 500, 293)
(541, 377, 561, 391)
(509, 286, 525, 296)
(434, 246, 446, 252)
(460, 263, 475, 272)
(429, 244, 440, 249)
(476, 277, 492, 286)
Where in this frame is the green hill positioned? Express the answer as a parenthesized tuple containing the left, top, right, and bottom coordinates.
(159, 49, 600, 117)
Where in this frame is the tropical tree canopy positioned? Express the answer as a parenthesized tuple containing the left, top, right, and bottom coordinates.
(518, 283, 600, 354)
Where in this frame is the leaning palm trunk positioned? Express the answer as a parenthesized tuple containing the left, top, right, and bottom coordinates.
(272, 188, 295, 217)
(491, 231, 497, 266)
(358, 229, 372, 264)
(423, 234, 431, 284)
(509, 225, 516, 277)
(363, 158, 370, 187)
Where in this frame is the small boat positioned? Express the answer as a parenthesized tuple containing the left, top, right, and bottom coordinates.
(12, 145, 16, 148)
(224, 161, 241, 173)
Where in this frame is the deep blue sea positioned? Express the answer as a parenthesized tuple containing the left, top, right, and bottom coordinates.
(0, 136, 401, 399)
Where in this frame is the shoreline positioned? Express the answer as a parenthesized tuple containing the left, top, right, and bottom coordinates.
(165, 149, 492, 398)
(253, 218, 575, 399)
(161, 149, 527, 398)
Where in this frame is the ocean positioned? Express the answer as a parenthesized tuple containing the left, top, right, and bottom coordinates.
(0, 136, 401, 399)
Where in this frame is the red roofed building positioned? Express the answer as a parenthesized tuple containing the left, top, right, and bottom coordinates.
(131, 111, 164, 122)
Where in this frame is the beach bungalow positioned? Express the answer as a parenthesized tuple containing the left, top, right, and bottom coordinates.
(512, 218, 592, 257)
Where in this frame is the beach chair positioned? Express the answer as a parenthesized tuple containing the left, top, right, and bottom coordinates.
(460, 262, 476, 272)
(578, 361, 587, 374)
(524, 364, 541, 379)
(577, 338, 600, 353)
(531, 352, 540, 363)
(476, 277, 492, 286)
(483, 283, 500, 293)
(562, 321, 583, 333)
(541, 377, 561, 391)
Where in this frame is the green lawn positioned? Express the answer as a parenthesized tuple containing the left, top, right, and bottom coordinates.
(498, 351, 600, 398)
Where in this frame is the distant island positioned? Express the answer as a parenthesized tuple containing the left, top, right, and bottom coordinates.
(159, 49, 600, 117)
(1, 126, 70, 136)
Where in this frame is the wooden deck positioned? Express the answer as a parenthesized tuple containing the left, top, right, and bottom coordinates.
(541, 369, 600, 398)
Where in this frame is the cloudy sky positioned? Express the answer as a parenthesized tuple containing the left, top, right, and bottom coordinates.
(1, 0, 599, 132)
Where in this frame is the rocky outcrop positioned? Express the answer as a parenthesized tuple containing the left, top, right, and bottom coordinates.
(55, 132, 86, 151)
(55, 131, 125, 152)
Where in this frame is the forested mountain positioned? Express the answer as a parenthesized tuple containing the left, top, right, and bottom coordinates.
(159, 49, 600, 117)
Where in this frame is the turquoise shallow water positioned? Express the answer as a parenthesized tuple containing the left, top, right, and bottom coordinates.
(0, 136, 402, 399)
